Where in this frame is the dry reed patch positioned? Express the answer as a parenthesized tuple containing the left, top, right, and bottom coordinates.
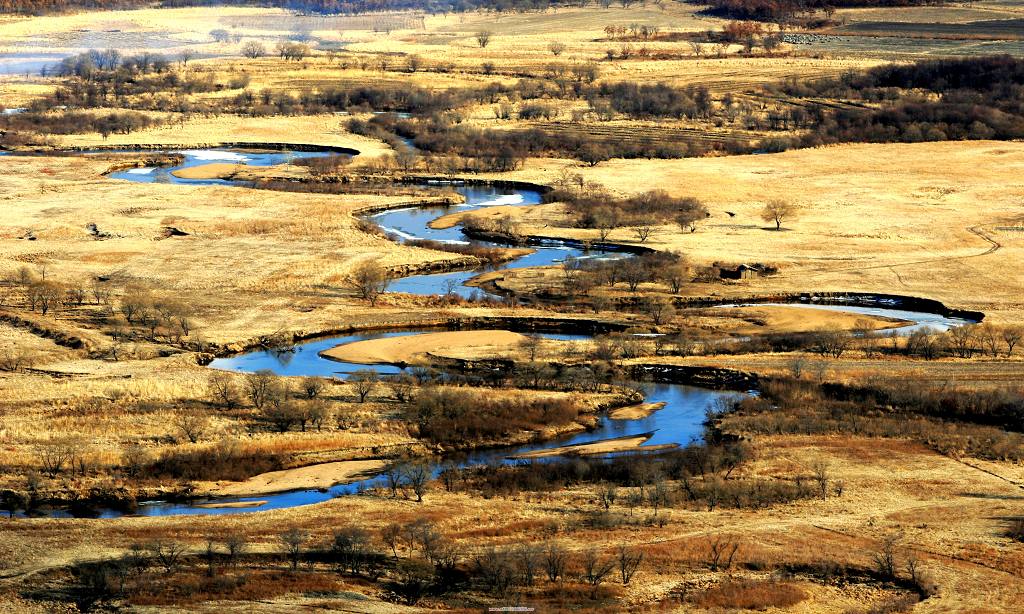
(689, 579, 808, 610)
(128, 569, 342, 606)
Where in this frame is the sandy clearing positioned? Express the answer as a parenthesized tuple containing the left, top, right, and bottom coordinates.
(322, 330, 530, 365)
(609, 402, 667, 420)
(513, 434, 676, 458)
(206, 459, 386, 497)
(171, 162, 246, 180)
(714, 305, 911, 333)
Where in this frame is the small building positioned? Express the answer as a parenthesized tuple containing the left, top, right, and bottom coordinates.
(720, 263, 774, 280)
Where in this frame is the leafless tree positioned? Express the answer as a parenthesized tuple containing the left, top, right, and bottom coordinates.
(617, 544, 643, 584)
(581, 548, 615, 588)
(1003, 325, 1023, 356)
(381, 522, 402, 557)
(348, 261, 389, 306)
(300, 376, 325, 399)
(245, 369, 276, 408)
(149, 540, 186, 574)
(280, 527, 308, 571)
(173, 409, 209, 443)
(707, 535, 739, 571)
(634, 223, 654, 243)
(208, 371, 239, 408)
(178, 49, 197, 66)
(812, 460, 829, 500)
(519, 334, 543, 362)
(476, 30, 493, 48)
(223, 535, 247, 568)
(548, 41, 567, 56)
(241, 40, 265, 59)
(643, 296, 675, 325)
(761, 199, 799, 230)
(873, 533, 901, 579)
(599, 483, 618, 511)
(515, 544, 543, 586)
(350, 369, 379, 403)
(947, 324, 978, 358)
(544, 542, 568, 582)
(665, 257, 691, 293)
(977, 322, 1001, 357)
(401, 463, 430, 502)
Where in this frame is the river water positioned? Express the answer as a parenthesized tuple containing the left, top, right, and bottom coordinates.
(22, 147, 975, 517)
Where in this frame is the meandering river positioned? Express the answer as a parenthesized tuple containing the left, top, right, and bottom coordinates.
(23, 147, 975, 517)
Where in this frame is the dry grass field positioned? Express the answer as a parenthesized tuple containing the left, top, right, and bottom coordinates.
(1, 2, 1023, 612)
(468, 140, 1024, 323)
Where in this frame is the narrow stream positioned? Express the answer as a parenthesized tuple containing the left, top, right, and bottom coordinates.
(14, 147, 977, 517)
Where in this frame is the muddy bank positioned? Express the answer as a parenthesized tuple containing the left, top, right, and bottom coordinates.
(666, 292, 984, 322)
(398, 175, 552, 196)
(462, 226, 656, 255)
(630, 363, 760, 390)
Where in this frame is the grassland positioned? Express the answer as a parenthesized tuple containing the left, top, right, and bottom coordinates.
(468, 140, 1024, 324)
(0, 2, 1023, 612)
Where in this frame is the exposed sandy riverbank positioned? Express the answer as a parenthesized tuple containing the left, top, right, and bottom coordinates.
(322, 329, 530, 364)
(512, 434, 675, 458)
(205, 460, 387, 497)
(171, 162, 247, 180)
(609, 402, 667, 420)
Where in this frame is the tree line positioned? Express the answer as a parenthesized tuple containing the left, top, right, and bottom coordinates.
(774, 55, 1024, 148)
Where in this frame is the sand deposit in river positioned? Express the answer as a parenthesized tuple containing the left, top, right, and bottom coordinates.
(322, 329, 531, 364)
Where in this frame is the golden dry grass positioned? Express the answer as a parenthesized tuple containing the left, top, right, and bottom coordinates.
(473, 140, 1024, 324)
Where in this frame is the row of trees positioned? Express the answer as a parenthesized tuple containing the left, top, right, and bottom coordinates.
(778, 55, 1024, 147)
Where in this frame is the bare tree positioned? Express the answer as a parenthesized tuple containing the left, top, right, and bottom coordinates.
(643, 296, 675, 325)
(599, 483, 618, 511)
(873, 533, 901, 579)
(617, 544, 643, 584)
(223, 535, 247, 568)
(208, 371, 239, 408)
(977, 322, 1001, 357)
(280, 527, 308, 571)
(173, 409, 209, 444)
(241, 41, 266, 59)
(149, 540, 186, 573)
(519, 334, 543, 362)
(178, 49, 197, 66)
(760, 199, 799, 230)
(401, 463, 430, 502)
(665, 257, 691, 293)
(210, 28, 231, 43)
(707, 535, 739, 571)
(350, 369, 379, 403)
(348, 261, 389, 306)
(301, 376, 325, 399)
(811, 460, 829, 500)
(947, 324, 978, 358)
(476, 30, 493, 48)
(581, 548, 615, 589)
(548, 41, 567, 56)
(511, 544, 541, 587)
(544, 542, 568, 583)
(1002, 325, 1023, 356)
(381, 522, 402, 557)
(245, 369, 276, 408)
(634, 223, 654, 243)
